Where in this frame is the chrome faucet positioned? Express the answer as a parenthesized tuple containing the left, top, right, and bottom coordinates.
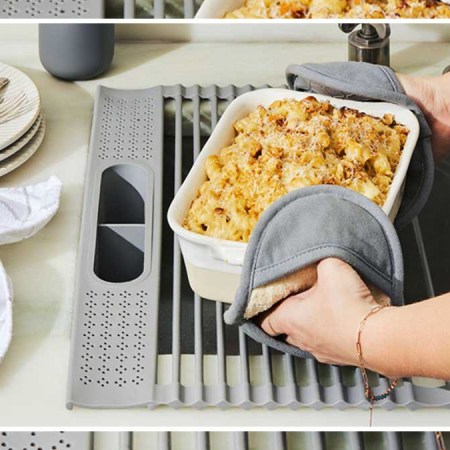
(339, 24, 391, 67)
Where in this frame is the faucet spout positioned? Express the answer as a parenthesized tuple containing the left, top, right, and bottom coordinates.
(339, 24, 391, 67)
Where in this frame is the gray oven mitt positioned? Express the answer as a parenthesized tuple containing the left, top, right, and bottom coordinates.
(286, 61, 434, 231)
(224, 185, 404, 359)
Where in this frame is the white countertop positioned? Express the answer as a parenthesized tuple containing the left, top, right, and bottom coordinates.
(0, 38, 449, 427)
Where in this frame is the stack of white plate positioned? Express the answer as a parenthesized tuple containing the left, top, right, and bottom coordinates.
(0, 62, 44, 178)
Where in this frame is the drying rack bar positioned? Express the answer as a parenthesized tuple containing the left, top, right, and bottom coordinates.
(122, 0, 197, 18)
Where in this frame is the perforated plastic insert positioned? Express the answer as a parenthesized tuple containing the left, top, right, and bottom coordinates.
(0, 432, 91, 450)
(0, 0, 103, 17)
(79, 289, 150, 388)
(68, 86, 163, 409)
(99, 96, 156, 161)
(67, 84, 450, 411)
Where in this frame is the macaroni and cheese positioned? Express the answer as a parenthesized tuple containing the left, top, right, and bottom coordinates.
(224, 0, 450, 18)
(184, 96, 409, 242)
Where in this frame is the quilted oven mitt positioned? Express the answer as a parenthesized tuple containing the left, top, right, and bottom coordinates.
(0, 176, 61, 363)
(287, 61, 435, 231)
(225, 62, 435, 358)
(224, 186, 405, 358)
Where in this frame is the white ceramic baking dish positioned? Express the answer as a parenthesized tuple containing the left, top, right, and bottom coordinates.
(167, 88, 420, 303)
(196, 0, 245, 18)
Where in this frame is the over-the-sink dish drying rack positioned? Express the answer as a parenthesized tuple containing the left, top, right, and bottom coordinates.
(118, 432, 450, 450)
(0, 63, 44, 178)
(67, 84, 450, 411)
(4, 0, 450, 18)
(1, 432, 449, 450)
(0, 0, 195, 17)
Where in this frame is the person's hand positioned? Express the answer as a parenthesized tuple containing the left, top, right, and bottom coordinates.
(260, 258, 387, 366)
(398, 72, 450, 163)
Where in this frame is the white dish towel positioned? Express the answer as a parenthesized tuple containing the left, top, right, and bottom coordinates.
(0, 176, 62, 363)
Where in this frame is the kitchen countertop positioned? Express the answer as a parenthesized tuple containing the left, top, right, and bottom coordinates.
(0, 38, 449, 427)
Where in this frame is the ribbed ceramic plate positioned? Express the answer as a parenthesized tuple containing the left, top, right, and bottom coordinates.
(0, 62, 40, 151)
(0, 116, 45, 177)
(0, 112, 42, 162)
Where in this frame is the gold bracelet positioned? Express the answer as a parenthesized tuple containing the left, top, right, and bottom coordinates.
(357, 305, 398, 426)
(436, 432, 447, 450)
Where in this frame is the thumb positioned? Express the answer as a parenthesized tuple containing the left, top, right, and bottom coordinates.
(259, 296, 301, 337)
(317, 258, 371, 298)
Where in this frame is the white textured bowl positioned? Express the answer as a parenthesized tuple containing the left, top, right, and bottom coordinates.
(168, 89, 420, 303)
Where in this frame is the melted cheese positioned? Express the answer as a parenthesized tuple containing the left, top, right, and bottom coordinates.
(184, 96, 409, 243)
(224, 0, 450, 18)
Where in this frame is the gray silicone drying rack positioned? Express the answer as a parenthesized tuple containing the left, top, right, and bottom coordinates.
(0, 0, 103, 17)
(67, 84, 450, 411)
(123, 432, 450, 450)
(2, 432, 448, 450)
(120, 0, 199, 18)
(0, 0, 198, 17)
(0, 432, 92, 450)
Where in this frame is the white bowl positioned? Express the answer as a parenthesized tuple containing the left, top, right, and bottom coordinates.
(167, 88, 420, 303)
(196, 0, 247, 18)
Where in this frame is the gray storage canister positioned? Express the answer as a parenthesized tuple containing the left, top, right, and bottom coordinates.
(39, 24, 115, 81)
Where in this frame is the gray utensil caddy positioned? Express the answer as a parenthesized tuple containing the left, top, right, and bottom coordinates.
(67, 84, 450, 411)
(67, 86, 163, 408)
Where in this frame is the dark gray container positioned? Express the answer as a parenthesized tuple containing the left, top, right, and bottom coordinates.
(39, 24, 115, 81)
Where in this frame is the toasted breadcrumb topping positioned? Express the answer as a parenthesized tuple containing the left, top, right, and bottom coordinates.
(224, 0, 450, 18)
(184, 96, 409, 242)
